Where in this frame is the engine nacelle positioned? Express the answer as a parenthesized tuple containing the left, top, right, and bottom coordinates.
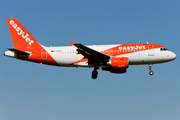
(108, 57, 129, 68)
(103, 57, 129, 73)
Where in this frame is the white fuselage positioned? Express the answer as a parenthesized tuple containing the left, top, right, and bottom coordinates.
(42, 44, 176, 67)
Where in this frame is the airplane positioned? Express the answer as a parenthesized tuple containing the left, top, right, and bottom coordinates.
(4, 18, 176, 79)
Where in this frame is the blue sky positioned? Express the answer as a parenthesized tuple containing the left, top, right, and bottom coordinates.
(0, 0, 180, 120)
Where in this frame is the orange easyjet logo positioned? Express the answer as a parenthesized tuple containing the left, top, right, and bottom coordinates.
(9, 20, 34, 45)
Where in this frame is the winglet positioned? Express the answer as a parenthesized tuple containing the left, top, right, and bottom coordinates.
(69, 41, 75, 46)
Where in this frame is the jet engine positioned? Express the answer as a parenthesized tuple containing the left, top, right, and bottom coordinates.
(102, 57, 129, 73)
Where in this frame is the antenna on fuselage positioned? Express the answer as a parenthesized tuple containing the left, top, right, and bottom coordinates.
(146, 41, 149, 44)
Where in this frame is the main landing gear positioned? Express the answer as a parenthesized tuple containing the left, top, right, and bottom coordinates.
(92, 68, 98, 79)
(148, 64, 154, 75)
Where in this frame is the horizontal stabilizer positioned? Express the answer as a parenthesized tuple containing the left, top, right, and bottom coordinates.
(8, 48, 30, 55)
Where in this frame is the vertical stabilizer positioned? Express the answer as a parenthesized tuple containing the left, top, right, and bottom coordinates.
(7, 18, 41, 50)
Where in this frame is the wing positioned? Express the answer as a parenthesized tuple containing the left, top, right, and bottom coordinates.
(70, 41, 110, 65)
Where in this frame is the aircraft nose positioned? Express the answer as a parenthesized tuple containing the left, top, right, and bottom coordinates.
(169, 52, 176, 60)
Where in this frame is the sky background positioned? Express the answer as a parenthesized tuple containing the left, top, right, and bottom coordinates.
(0, 0, 180, 120)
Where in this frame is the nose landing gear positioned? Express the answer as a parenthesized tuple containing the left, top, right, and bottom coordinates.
(148, 64, 154, 75)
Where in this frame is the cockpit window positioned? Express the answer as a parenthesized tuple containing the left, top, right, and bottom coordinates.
(160, 48, 169, 51)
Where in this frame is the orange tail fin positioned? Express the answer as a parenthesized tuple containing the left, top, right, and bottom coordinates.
(7, 18, 41, 50)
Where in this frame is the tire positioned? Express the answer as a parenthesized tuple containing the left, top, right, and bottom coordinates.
(149, 71, 154, 75)
(92, 70, 98, 79)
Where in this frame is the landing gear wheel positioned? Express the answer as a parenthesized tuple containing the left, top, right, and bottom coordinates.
(148, 64, 154, 76)
(92, 70, 98, 79)
(149, 71, 154, 75)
